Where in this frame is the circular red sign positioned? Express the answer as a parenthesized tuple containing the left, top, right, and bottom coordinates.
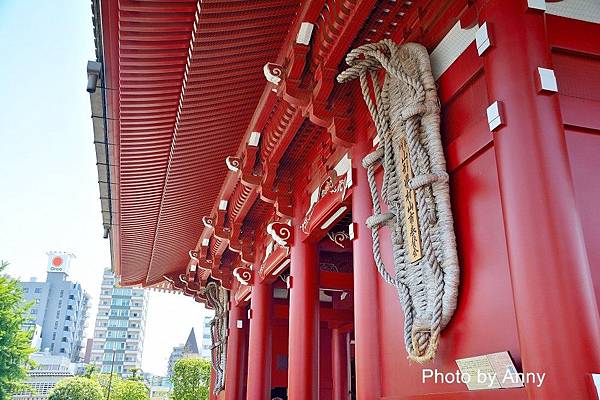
(52, 256, 63, 267)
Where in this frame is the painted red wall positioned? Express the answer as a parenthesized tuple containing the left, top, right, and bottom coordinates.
(553, 16, 600, 308)
(567, 128, 600, 303)
(365, 13, 600, 400)
(271, 320, 289, 388)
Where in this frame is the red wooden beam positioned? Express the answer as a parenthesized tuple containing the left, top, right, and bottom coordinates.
(273, 304, 353, 324)
(319, 271, 353, 291)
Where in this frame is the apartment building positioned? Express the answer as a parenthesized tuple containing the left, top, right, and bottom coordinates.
(90, 269, 148, 377)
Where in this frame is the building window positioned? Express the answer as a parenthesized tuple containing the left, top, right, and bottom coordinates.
(23, 288, 29, 293)
(108, 320, 128, 328)
(111, 299, 130, 307)
(34, 288, 42, 294)
(113, 288, 132, 296)
(30, 309, 37, 315)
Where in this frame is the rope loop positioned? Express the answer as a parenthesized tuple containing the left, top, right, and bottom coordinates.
(366, 212, 395, 229)
(362, 148, 384, 168)
(409, 172, 449, 190)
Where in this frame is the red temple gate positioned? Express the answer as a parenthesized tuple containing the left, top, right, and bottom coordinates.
(89, 0, 600, 398)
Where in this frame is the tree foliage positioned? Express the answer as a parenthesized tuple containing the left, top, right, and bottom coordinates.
(171, 358, 211, 400)
(92, 371, 121, 396)
(111, 379, 149, 400)
(0, 260, 35, 399)
(48, 377, 104, 400)
(89, 371, 149, 399)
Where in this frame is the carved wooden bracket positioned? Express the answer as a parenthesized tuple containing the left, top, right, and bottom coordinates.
(188, 250, 200, 272)
(226, 156, 242, 172)
(327, 231, 351, 248)
(240, 238, 256, 265)
(259, 241, 290, 281)
(267, 222, 293, 247)
(309, 66, 339, 125)
(211, 267, 234, 290)
(240, 140, 262, 187)
(172, 273, 187, 291)
(203, 216, 215, 228)
(234, 284, 252, 306)
(301, 168, 351, 234)
(329, 112, 354, 148)
(228, 222, 243, 253)
(213, 201, 230, 241)
(264, 62, 285, 86)
(233, 266, 254, 286)
(259, 162, 279, 204)
(275, 194, 293, 219)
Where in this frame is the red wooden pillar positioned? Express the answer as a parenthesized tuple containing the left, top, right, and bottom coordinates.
(209, 368, 217, 400)
(351, 130, 382, 399)
(287, 217, 320, 400)
(225, 300, 248, 400)
(246, 280, 272, 399)
(480, 1, 600, 397)
(331, 328, 349, 400)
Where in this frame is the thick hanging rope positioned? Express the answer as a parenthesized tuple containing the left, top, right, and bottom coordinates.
(205, 282, 228, 393)
(338, 40, 459, 362)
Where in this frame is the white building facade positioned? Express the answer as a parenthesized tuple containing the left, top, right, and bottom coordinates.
(200, 315, 212, 359)
(12, 352, 76, 400)
(90, 269, 148, 377)
(18, 252, 90, 362)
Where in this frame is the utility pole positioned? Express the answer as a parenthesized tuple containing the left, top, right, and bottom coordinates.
(106, 348, 116, 400)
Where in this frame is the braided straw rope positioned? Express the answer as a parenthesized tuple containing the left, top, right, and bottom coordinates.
(338, 40, 459, 362)
(205, 282, 229, 393)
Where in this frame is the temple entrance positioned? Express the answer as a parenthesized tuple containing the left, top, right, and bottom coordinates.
(316, 211, 356, 400)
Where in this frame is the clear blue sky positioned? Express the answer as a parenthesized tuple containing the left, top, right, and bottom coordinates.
(0, 1, 210, 375)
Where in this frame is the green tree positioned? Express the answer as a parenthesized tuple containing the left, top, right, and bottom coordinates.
(83, 364, 97, 379)
(171, 358, 211, 400)
(90, 372, 122, 398)
(0, 260, 35, 399)
(48, 377, 103, 400)
(128, 367, 142, 381)
(111, 379, 149, 400)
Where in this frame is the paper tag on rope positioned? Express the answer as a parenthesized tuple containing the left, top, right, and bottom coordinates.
(399, 137, 423, 262)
